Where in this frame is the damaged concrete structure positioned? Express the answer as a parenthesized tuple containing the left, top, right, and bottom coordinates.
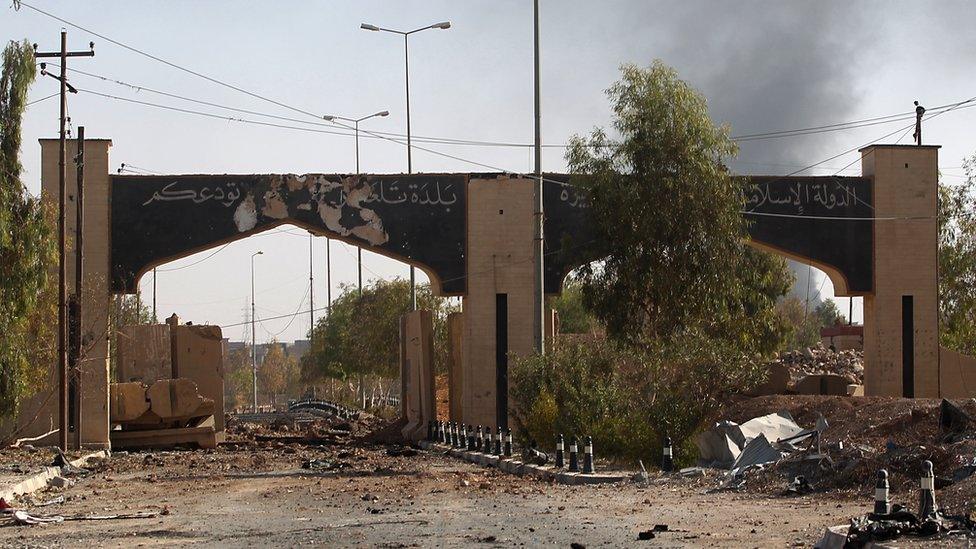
(5, 137, 975, 448)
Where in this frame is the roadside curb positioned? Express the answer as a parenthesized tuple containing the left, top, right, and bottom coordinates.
(0, 450, 110, 503)
(419, 441, 627, 485)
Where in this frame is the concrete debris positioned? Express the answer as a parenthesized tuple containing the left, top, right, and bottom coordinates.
(775, 344, 864, 386)
(386, 446, 418, 458)
(730, 434, 784, 473)
(785, 475, 813, 495)
(697, 411, 805, 468)
(841, 504, 974, 546)
(521, 447, 550, 466)
(48, 477, 73, 489)
(301, 458, 348, 471)
(12, 510, 64, 525)
(939, 398, 972, 437)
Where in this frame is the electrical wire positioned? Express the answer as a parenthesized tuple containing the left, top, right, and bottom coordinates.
(16, 1, 325, 120)
(120, 162, 162, 175)
(258, 285, 309, 339)
(42, 59, 976, 149)
(155, 243, 231, 272)
(26, 92, 58, 106)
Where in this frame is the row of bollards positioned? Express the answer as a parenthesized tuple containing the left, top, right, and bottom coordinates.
(553, 434, 594, 473)
(428, 422, 681, 476)
(872, 460, 939, 518)
(428, 421, 516, 458)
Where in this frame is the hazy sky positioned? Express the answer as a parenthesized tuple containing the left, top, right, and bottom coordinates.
(6, 1, 976, 343)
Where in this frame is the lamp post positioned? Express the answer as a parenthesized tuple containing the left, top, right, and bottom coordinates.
(361, 20, 451, 310)
(323, 110, 389, 299)
(250, 251, 263, 412)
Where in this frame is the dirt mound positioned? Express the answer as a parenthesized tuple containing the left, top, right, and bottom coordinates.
(715, 395, 976, 514)
(359, 416, 409, 445)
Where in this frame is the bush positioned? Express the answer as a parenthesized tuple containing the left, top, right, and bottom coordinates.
(510, 332, 764, 467)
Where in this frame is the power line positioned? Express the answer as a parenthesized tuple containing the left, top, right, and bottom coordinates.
(46, 62, 976, 150)
(730, 99, 976, 141)
(258, 285, 309, 339)
(17, 1, 325, 120)
(155, 243, 231, 272)
(27, 92, 59, 106)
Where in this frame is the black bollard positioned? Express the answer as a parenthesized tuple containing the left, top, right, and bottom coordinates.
(919, 460, 938, 518)
(568, 436, 580, 473)
(661, 436, 674, 472)
(494, 427, 503, 455)
(874, 469, 890, 515)
(467, 425, 476, 451)
(504, 429, 513, 457)
(582, 435, 595, 474)
(476, 425, 484, 452)
(555, 434, 565, 468)
(452, 422, 460, 448)
(439, 421, 446, 444)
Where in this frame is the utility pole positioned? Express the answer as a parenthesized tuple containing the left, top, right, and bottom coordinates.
(533, 0, 545, 355)
(34, 31, 94, 451)
(250, 251, 263, 412)
(152, 268, 157, 320)
(309, 232, 314, 342)
(326, 238, 331, 317)
(72, 126, 84, 451)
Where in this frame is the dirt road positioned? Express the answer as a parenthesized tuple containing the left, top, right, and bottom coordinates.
(1, 444, 871, 547)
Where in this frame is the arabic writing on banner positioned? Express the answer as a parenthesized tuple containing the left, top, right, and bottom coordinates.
(743, 177, 865, 215)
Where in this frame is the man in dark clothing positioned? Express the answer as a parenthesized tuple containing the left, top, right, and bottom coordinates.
(912, 100, 926, 145)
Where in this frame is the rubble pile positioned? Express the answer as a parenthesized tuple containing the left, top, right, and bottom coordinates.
(226, 407, 382, 444)
(775, 344, 864, 386)
(708, 395, 976, 517)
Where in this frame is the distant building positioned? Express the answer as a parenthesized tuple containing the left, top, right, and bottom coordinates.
(223, 340, 304, 365)
(286, 339, 310, 361)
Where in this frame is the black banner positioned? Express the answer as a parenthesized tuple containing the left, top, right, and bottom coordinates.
(111, 174, 467, 294)
(742, 175, 873, 293)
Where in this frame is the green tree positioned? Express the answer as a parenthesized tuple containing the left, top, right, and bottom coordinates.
(510, 61, 795, 463)
(815, 299, 844, 328)
(223, 346, 252, 412)
(549, 279, 597, 334)
(0, 40, 57, 418)
(565, 60, 790, 348)
(301, 279, 457, 404)
(108, 293, 155, 377)
(939, 156, 976, 356)
(258, 340, 291, 407)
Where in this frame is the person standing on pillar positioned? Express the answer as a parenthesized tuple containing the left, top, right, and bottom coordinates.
(912, 100, 925, 145)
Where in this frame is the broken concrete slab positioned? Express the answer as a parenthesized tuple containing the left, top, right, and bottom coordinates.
(738, 411, 804, 445)
(730, 433, 784, 472)
(0, 450, 110, 503)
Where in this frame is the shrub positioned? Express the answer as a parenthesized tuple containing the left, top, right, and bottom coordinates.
(510, 331, 764, 467)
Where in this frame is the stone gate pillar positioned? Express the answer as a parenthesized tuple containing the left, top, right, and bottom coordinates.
(860, 144, 939, 397)
(39, 137, 113, 448)
(400, 309, 434, 441)
(462, 176, 538, 430)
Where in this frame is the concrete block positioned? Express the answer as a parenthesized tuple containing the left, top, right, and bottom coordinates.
(794, 374, 851, 396)
(746, 362, 790, 396)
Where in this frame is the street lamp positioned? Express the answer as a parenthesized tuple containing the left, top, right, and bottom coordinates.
(361, 20, 451, 310)
(250, 250, 263, 412)
(323, 110, 389, 298)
